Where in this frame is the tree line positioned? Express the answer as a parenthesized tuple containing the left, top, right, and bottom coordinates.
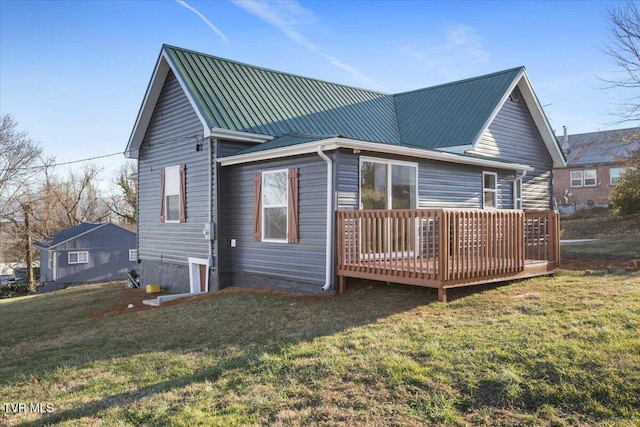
(0, 114, 137, 288)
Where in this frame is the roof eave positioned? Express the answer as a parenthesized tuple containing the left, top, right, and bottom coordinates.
(218, 137, 533, 172)
(467, 68, 567, 169)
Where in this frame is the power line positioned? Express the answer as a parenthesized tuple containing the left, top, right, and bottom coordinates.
(1, 152, 124, 173)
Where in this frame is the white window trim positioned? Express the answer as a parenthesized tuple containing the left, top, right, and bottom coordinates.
(513, 177, 523, 210)
(68, 251, 88, 265)
(262, 169, 289, 243)
(483, 171, 498, 209)
(129, 249, 137, 262)
(583, 169, 597, 187)
(610, 167, 624, 185)
(359, 156, 419, 210)
(164, 165, 181, 223)
(570, 170, 583, 188)
(48, 251, 54, 270)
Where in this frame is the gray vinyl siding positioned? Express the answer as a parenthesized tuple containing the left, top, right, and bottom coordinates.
(335, 151, 515, 210)
(137, 70, 212, 265)
(40, 224, 136, 284)
(335, 149, 359, 210)
(39, 250, 52, 282)
(473, 89, 554, 210)
(222, 155, 327, 285)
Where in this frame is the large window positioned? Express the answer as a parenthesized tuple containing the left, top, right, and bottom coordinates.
(262, 170, 288, 242)
(68, 251, 88, 264)
(483, 172, 498, 209)
(160, 164, 186, 223)
(360, 158, 417, 210)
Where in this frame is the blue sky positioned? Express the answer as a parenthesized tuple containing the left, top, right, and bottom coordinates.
(0, 0, 633, 185)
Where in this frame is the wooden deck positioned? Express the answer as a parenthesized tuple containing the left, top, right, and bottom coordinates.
(337, 209, 559, 302)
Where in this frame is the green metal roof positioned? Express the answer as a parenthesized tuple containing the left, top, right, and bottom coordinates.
(235, 132, 336, 155)
(164, 45, 400, 144)
(394, 67, 523, 149)
(160, 45, 529, 154)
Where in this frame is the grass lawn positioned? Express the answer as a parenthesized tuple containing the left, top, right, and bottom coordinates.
(1, 272, 639, 426)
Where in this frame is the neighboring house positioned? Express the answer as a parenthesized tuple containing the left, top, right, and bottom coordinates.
(125, 45, 566, 301)
(33, 222, 137, 290)
(553, 127, 640, 212)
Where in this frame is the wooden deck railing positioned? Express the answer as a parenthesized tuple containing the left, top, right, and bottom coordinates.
(337, 209, 559, 292)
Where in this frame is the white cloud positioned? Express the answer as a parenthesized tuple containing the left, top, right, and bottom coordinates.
(401, 24, 490, 79)
(176, 0, 228, 42)
(232, 0, 371, 84)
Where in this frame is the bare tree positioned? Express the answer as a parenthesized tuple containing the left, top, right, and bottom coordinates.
(107, 162, 137, 229)
(602, 1, 640, 123)
(0, 114, 42, 221)
(36, 163, 110, 232)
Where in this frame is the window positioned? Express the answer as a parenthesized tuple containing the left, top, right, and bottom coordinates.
(584, 169, 597, 187)
(483, 172, 498, 209)
(570, 170, 583, 187)
(359, 158, 417, 210)
(160, 165, 186, 223)
(68, 251, 88, 264)
(129, 249, 137, 262)
(253, 169, 299, 243)
(48, 251, 54, 269)
(513, 177, 523, 210)
(262, 170, 288, 242)
(610, 167, 624, 185)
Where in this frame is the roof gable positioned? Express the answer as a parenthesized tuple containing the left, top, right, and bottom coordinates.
(394, 67, 523, 149)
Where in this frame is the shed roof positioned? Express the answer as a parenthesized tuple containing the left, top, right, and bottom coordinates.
(562, 127, 640, 166)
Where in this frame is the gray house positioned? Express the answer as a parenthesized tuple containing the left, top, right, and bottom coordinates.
(34, 222, 137, 291)
(125, 45, 565, 302)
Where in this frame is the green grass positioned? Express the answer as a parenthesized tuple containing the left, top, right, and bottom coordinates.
(560, 212, 640, 240)
(1, 274, 640, 426)
(561, 237, 640, 259)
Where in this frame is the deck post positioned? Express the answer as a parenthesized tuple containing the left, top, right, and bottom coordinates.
(438, 287, 447, 303)
(338, 275, 345, 295)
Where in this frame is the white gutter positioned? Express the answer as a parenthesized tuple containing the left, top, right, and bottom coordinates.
(316, 145, 333, 292)
(219, 137, 534, 172)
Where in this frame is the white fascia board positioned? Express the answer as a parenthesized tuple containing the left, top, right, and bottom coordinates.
(467, 69, 566, 169)
(218, 137, 533, 171)
(125, 50, 211, 159)
(436, 144, 473, 154)
(209, 127, 274, 143)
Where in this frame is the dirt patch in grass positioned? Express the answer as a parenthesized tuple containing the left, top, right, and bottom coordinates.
(89, 286, 334, 318)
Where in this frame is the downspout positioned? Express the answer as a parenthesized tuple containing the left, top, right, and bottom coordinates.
(316, 145, 333, 291)
(208, 137, 214, 268)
